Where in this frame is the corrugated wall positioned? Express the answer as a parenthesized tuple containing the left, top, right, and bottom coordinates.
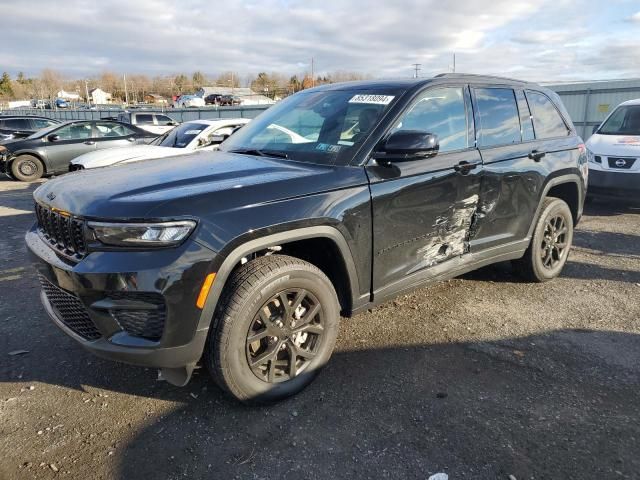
(547, 79, 640, 139)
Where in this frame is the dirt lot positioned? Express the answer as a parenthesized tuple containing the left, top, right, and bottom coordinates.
(0, 176, 639, 480)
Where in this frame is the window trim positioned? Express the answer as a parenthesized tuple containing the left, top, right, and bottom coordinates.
(524, 89, 571, 140)
(373, 83, 475, 158)
(471, 86, 524, 150)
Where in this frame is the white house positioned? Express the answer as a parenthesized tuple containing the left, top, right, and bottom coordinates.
(90, 88, 112, 105)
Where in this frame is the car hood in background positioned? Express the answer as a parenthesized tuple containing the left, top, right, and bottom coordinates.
(71, 145, 188, 169)
(586, 134, 640, 157)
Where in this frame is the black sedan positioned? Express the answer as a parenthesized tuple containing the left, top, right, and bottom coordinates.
(0, 116, 60, 142)
(0, 120, 157, 181)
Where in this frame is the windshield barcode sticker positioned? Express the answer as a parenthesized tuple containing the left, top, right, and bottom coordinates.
(348, 94, 395, 105)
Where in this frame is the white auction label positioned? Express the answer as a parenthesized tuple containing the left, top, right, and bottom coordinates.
(348, 94, 395, 105)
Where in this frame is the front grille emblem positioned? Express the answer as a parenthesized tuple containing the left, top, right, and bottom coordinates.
(46, 191, 56, 201)
(615, 158, 627, 168)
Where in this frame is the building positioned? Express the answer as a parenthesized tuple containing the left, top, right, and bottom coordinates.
(143, 93, 168, 105)
(547, 79, 640, 139)
(89, 88, 112, 105)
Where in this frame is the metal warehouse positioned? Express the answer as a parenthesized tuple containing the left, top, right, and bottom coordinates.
(547, 78, 640, 139)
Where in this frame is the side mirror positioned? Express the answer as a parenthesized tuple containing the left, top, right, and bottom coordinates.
(167, 121, 177, 126)
(375, 130, 439, 161)
(48, 134, 60, 142)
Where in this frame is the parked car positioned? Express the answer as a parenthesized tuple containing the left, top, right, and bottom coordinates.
(586, 99, 640, 198)
(55, 98, 69, 109)
(219, 94, 242, 106)
(205, 94, 223, 105)
(116, 112, 179, 135)
(174, 95, 206, 108)
(27, 74, 586, 403)
(70, 118, 250, 170)
(0, 116, 60, 142)
(0, 120, 157, 181)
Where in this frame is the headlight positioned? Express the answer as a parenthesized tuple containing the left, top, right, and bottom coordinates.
(88, 220, 196, 247)
(586, 148, 596, 163)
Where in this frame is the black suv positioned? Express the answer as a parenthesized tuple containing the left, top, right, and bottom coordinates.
(27, 74, 587, 403)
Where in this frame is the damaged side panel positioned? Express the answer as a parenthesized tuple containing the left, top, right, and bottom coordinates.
(412, 194, 479, 273)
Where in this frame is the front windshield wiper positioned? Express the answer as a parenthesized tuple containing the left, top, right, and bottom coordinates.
(228, 148, 289, 159)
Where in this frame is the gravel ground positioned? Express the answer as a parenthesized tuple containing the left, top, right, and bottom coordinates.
(0, 176, 639, 480)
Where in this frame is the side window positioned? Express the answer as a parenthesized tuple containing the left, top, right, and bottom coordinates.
(95, 122, 134, 138)
(515, 90, 535, 142)
(5, 119, 30, 130)
(136, 114, 154, 125)
(392, 87, 468, 153)
(526, 91, 569, 139)
(474, 88, 521, 147)
(55, 123, 93, 140)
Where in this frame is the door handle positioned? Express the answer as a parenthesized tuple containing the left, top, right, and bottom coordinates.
(453, 161, 478, 174)
(127, 137, 136, 142)
(84, 141, 96, 145)
(528, 150, 546, 162)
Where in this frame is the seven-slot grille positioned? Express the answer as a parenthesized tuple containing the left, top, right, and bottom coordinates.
(38, 274, 101, 340)
(34, 203, 86, 259)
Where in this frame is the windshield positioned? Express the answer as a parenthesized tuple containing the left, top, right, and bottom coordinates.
(151, 122, 208, 148)
(598, 105, 640, 135)
(220, 89, 401, 165)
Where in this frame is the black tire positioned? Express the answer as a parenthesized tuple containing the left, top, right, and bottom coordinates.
(11, 154, 44, 182)
(515, 197, 574, 282)
(204, 255, 340, 403)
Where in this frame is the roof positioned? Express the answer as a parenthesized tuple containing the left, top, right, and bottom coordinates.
(620, 98, 640, 106)
(309, 73, 538, 93)
(184, 118, 250, 126)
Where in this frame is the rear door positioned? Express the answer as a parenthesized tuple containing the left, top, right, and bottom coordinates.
(44, 122, 97, 172)
(368, 85, 482, 296)
(93, 121, 138, 150)
(469, 86, 539, 251)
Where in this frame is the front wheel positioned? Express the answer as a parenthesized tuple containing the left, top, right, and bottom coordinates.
(515, 197, 574, 282)
(204, 255, 340, 403)
(11, 154, 44, 182)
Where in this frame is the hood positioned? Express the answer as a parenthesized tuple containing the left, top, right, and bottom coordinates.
(33, 151, 365, 219)
(71, 145, 186, 169)
(586, 133, 640, 157)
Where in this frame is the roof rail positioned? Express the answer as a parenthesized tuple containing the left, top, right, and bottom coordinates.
(434, 72, 528, 84)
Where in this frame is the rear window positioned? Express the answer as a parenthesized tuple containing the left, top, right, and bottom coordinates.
(526, 91, 568, 139)
(4, 119, 30, 130)
(474, 88, 521, 147)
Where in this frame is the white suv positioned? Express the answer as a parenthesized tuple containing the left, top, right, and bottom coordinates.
(117, 112, 179, 135)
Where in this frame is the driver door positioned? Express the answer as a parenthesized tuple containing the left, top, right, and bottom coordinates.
(44, 122, 97, 173)
(367, 85, 483, 298)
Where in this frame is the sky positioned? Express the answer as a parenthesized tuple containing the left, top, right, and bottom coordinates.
(0, 0, 639, 82)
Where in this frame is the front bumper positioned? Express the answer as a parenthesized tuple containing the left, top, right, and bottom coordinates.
(26, 224, 216, 371)
(588, 169, 640, 196)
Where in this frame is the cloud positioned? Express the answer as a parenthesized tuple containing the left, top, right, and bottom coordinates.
(0, 0, 638, 82)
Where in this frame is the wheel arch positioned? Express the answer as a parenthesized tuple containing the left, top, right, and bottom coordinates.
(196, 226, 362, 332)
(8, 150, 48, 174)
(527, 174, 584, 239)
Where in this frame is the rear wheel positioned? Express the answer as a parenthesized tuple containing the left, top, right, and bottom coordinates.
(515, 197, 574, 282)
(204, 255, 340, 403)
(11, 154, 44, 182)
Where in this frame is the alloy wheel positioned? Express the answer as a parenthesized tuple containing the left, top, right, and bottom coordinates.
(540, 214, 569, 269)
(246, 288, 324, 383)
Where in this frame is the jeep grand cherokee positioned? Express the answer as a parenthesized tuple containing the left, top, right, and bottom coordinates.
(27, 74, 587, 403)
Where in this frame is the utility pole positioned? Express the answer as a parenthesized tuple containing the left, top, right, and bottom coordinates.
(412, 63, 421, 78)
(311, 57, 315, 88)
(452, 53, 456, 73)
(85, 79, 90, 104)
(123, 73, 129, 105)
